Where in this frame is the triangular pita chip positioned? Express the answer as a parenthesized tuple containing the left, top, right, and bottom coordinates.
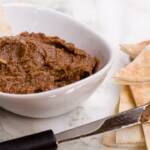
(102, 131, 145, 149)
(121, 41, 150, 58)
(130, 85, 150, 150)
(115, 45, 150, 84)
(102, 88, 145, 149)
(130, 84, 150, 106)
(116, 86, 145, 144)
(0, 4, 12, 36)
(118, 86, 135, 110)
(142, 123, 150, 150)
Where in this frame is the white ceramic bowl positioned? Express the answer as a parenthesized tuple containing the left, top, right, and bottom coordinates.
(0, 3, 113, 118)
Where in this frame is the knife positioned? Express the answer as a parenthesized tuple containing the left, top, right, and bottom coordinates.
(0, 102, 150, 150)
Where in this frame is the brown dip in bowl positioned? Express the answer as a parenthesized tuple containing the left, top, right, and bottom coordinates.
(0, 32, 98, 94)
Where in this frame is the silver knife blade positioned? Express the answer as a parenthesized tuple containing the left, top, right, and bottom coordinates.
(56, 102, 150, 143)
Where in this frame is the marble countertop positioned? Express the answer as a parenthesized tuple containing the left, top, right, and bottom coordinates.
(0, 0, 150, 149)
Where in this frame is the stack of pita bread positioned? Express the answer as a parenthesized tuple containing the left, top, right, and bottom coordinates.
(102, 41, 150, 150)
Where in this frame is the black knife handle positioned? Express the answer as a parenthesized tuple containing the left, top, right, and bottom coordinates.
(0, 130, 57, 150)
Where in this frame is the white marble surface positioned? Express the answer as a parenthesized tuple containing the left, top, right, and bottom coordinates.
(0, 0, 150, 150)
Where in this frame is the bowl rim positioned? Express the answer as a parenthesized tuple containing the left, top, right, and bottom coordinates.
(0, 3, 114, 98)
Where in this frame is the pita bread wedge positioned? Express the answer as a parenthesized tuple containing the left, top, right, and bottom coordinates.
(116, 86, 145, 144)
(130, 84, 150, 106)
(102, 88, 145, 149)
(115, 45, 150, 84)
(118, 86, 135, 111)
(130, 85, 150, 150)
(102, 131, 145, 148)
(0, 4, 12, 36)
(142, 123, 150, 150)
(121, 41, 150, 59)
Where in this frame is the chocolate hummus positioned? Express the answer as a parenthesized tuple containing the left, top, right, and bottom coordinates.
(0, 32, 98, 94)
